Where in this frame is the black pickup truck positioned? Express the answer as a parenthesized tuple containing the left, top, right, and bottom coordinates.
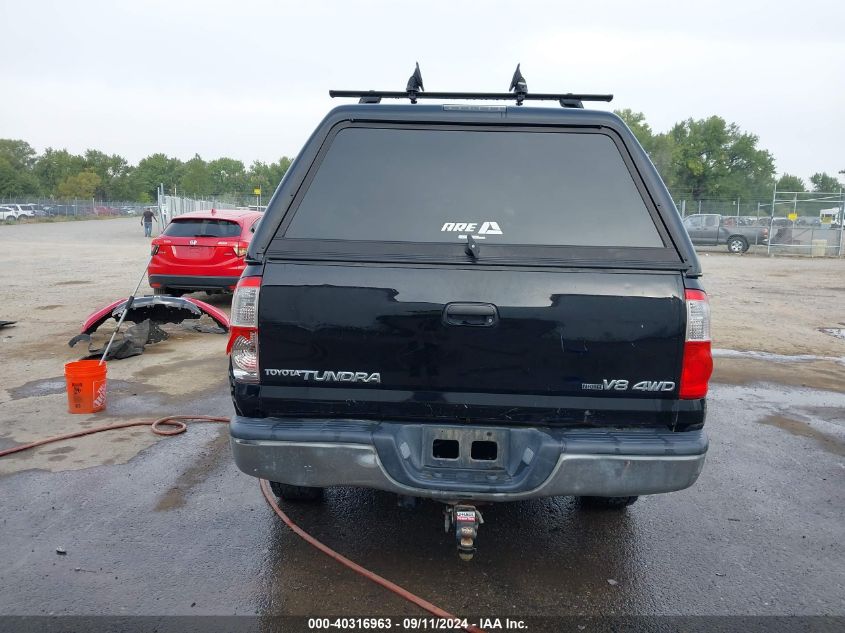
(227, 77, 713, 558)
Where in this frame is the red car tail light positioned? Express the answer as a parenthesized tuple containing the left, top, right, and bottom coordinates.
(228, 276, 261, 382)
(151, 244, 160, 255)
(679, 289, 713, 399)
(234, 242, 248, 257)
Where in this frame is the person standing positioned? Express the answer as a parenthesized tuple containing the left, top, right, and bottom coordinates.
(141, 208, 158, 237)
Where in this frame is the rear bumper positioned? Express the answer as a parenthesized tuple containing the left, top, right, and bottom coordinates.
(148, 274, 240, 290)
(230, 417, 708, 501)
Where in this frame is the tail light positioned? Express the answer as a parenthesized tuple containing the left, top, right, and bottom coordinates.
(679, 289, 713, 399)
(227, 276, 261, 382)
(151, 244, 160, 255)
(234, 242, 248, 257)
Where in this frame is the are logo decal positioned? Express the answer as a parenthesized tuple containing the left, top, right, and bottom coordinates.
(441, 221, 503, 240)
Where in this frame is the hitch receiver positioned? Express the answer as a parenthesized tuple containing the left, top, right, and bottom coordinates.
(445, 504, 484, 561)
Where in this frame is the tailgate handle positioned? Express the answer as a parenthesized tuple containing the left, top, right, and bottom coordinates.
(443, 303, 498, 327)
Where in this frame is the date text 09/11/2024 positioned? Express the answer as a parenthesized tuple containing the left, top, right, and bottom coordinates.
(306, 617, 528, 630)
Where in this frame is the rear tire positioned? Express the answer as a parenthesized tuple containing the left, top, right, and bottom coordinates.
(727, 236, 748, 253)
(579, 495, 639, 509)
(269, 481, 324, 502)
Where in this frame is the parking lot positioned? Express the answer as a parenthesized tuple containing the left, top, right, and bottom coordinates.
(0, 218, 843, 625)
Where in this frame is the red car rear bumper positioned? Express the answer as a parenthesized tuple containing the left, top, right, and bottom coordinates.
(148, 274, 240, 291)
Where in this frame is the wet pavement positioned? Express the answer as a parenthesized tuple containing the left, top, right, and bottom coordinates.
(1, 380, 843, 623)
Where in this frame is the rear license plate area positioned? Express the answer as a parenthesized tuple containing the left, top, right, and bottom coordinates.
(422, 427, 507, 470)
(174, 246, 213, 260)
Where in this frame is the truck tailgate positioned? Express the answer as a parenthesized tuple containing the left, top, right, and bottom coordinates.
(257, 262, 689, 427)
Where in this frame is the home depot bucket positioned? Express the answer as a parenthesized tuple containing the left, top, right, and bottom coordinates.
(64, 360, 107, 414)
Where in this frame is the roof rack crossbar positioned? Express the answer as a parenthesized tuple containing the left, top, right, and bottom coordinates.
(333, 63, 612, 107)
(330, 90, 613, 103)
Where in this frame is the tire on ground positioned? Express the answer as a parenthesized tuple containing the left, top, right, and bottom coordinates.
(270, 481, 324, 501)
(727, 236, 748, 253)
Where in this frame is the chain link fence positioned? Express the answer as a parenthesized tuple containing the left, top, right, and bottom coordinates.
(672, 189, 844, 257)
(0, 197, 151, 218)
(157, 194, 235, 220)
(1, 194, 245, 226)
(764, 191, 844, 256)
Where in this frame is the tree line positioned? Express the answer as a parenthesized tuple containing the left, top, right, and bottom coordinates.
(0, 139, 292, 203)
(1, 112, 843, 203)
(614, 110, 842, 200)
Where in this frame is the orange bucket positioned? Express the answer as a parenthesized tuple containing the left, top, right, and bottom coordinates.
(64, 360, 108, 414)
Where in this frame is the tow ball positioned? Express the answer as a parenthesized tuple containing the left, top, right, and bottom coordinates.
(444, 504, 484, 561)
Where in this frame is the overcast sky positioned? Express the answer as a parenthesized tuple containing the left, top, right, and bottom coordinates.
(1, 0, 842, 181)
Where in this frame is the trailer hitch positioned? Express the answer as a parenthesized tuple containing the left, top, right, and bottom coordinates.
(444, 504, 484, 561)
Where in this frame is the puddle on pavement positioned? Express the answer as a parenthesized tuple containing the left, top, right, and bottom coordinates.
(712, 348, 845, 366)
(714, 382, 845, 456)
(712, 354, 845, 392)
(153, 430, 229, 511)
(7, 376, 137, 401)
(757, 414, 845, 457)
(716, 382, 845, 410)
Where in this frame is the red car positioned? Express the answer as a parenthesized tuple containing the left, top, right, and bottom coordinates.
(148, 209, 263, 295)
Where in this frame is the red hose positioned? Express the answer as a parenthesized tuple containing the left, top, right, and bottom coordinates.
(0, 416, 485, 633)
(0, 415, 230, 458)
(260, 479, 484, 632)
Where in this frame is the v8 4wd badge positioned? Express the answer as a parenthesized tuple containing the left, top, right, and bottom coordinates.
(581, 379, 675, 392)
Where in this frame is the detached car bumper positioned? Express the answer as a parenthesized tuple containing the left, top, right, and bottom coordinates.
(230, 417, 707, 501)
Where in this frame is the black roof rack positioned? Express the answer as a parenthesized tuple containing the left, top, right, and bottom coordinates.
(329, 63, 613, 108)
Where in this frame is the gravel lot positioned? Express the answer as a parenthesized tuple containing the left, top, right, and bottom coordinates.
(0, 218, 230, 473)
(702, 251, 845, 358)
